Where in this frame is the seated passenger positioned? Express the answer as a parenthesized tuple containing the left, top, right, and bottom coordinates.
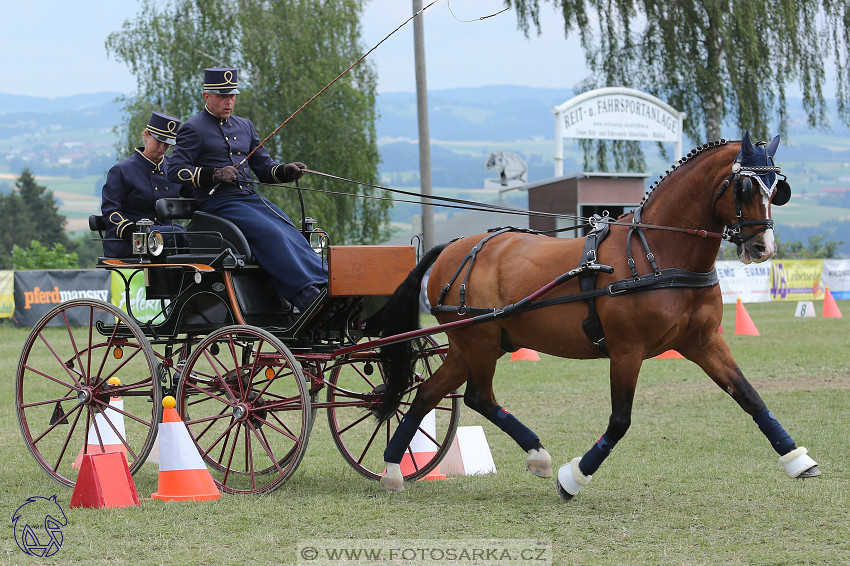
(167, 67, 327, 311)
(101, 111, 191, 257)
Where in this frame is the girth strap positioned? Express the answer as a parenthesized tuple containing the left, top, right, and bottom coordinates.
(579, 216, 611, 356)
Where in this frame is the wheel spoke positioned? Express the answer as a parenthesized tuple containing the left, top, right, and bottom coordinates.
(16, 299, 160, 487)
(325, 336, 459, 481)
(176, 326, 309, 494)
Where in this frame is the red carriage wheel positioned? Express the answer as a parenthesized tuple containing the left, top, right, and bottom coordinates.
(15, 299, 162, 487)
(326, 336, 461, 481)
(176, 325, 311, 494)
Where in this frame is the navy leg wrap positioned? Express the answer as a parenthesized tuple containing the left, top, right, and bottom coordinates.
(578, 433, 617, 476)
(753, 408, 796, 455)
(383, 414, 423, 464)
(487, 406, 539, 452)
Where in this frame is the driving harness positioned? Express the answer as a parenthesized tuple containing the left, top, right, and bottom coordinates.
(430, 217, 719, 357)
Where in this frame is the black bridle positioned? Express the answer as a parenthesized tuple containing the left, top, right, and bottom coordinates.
(713, 149, 791, 247)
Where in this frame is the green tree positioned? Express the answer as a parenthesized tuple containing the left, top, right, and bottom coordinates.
(106, 0, 389, 244)
(776, 232, 843, 258)
(0, 169, 69, 269)
(68, 232, 104, 268)
(16, 169, 69, 247)
(508, 0, 850, 170)
(12, 241, 79, 270)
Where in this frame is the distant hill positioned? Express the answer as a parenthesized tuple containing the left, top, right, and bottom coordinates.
(2, 86, 850, 254)
(1, 92, 125, 113)
(377, 86, 574, 141)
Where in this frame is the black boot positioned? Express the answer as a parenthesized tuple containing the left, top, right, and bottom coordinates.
(292, 284, 323, 312)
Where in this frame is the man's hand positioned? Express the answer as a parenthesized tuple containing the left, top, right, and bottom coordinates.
(283, 162, 307, 181)
(213, 166, 238, 183)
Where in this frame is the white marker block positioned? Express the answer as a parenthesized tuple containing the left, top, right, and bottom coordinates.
(795, 301, 816, 318)
(441, 426, 496, 476)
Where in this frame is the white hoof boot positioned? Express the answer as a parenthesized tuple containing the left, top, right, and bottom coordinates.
(526, 448, 553, 478)
(380, 462, 405, 492)
(556, 457, 591, 501)
(779, 447, 821, 478)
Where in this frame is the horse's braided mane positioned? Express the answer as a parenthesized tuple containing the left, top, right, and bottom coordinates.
(638, 139, 729, 207)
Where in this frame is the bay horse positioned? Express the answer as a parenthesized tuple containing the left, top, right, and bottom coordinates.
(371, 131, 820, 499)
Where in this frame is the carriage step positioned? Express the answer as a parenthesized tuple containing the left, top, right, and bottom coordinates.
(50, 402, 69, 425)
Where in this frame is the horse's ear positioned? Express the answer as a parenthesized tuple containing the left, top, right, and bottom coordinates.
(740, 130, 754, 157)
(767, 134, 780, 158)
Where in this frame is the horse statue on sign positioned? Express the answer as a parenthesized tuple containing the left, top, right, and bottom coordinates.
(485, 151, 528, 186)
(371, 131, 817, 499)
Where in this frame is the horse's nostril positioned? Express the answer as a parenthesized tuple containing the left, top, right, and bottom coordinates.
(752, 243, 766, 256)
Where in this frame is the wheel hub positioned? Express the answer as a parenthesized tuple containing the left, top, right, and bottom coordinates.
(76, 387, 93, 404)
(232, 403, 249, 421)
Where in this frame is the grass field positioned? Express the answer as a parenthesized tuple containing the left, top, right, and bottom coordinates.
(1, 301, 849, 565)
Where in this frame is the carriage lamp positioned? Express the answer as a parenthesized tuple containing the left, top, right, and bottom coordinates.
(132, 219, 165, 259)
(301, 217, 328, 254)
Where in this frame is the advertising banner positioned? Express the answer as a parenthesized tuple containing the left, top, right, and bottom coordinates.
(110, 269, 170, 324)
(770, 259, 824, 301)
(820, 259, 850, 300)
(715, 261, 772, 304)
(0, 270, 14, 319)
(13, 270, 112, 327)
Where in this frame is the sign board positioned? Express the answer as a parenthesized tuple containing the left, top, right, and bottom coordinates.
(770, 259, 824, 301)
(552, 87, 686, 176)
(794, 301, 816, 318)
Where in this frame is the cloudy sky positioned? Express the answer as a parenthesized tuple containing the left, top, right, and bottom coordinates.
(3, 0, 587, 98)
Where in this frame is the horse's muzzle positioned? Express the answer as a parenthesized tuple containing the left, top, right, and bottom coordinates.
(738, 228, 776, 264)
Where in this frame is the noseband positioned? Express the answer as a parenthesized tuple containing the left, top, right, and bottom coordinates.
(714, 151, 783, 246)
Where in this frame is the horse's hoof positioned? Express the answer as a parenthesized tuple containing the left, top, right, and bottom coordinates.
(380, 476, 405, 492)
(556, 478, 574, 502)
(526, 448, 553, 478)
(381, 462, 405, 492)
(779, 447, 819, 478)
(797, 465, 822, 478)
(555, 457, 590, 501)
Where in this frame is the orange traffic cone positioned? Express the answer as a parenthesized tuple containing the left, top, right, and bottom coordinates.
(510, 348, 540, 361)
(735, 298, 759, 336)
(73, 377, 127, 470)
(823, 286, 843, 318)
(654, 350, 684, 359)
(150, 396, 221, 501)
(399, 410, 446, 481)
(718, 323, 724, 334)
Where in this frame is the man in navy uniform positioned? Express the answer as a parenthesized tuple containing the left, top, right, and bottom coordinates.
(101, 111, 189, 257)
(168, 67, 327, 312)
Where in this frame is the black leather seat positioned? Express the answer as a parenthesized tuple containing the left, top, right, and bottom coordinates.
(178, 211, 254, 264)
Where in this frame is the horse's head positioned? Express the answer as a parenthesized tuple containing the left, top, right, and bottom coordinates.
(485, 151, 499, 171)
(715, 131, 792, 264)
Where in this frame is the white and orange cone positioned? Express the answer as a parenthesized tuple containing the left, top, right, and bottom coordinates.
(73, 377, 127, 470)
(150, 396, 221, 501)
(399, 409, 446, 481)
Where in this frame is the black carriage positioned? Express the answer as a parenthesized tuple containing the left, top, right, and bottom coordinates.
(15, 198, 461, 494)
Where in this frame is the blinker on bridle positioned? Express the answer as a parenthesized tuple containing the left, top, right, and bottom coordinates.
(714, 142, 792, 246)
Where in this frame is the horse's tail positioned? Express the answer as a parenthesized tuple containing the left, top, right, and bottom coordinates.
(369, 242, 450, 422)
